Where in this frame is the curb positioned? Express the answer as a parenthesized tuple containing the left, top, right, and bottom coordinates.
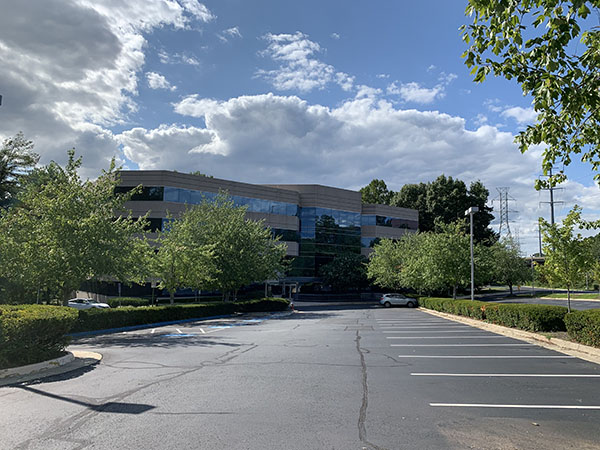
(0, 351, 102, 386)
(0, 352, 74, 379)
(420, 308, 600, 366)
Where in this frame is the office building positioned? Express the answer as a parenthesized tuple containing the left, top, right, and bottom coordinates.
(117, 171, 418, 281)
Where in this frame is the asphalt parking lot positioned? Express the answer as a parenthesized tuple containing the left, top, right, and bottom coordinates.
(2, 305, 600, 449)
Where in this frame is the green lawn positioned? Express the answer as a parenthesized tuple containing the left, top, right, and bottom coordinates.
(540, 293, 600, 300)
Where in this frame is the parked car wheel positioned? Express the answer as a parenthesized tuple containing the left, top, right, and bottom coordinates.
(384, 301, 391, 308)
(407, 301, 415, 308)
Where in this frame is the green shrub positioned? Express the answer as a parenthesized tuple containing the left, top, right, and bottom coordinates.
(73, 298, 290, 332)
(106, 297, 149, 308)
(484, 303, 567, 332)
(565, 309, 600, 348)
(420, 297, 567, 332)
(234, 298, 290, 312)
(0, 305, 78, 369)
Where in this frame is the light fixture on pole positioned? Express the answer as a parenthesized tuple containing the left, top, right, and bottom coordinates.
(465, 206, 479, 301)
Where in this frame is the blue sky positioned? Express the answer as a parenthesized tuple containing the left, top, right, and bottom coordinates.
(1, 0, 598, 254)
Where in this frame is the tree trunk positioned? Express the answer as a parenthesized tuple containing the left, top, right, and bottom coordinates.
(452, 285, 457, 299)
(509, 284, 513, 296)
(567, 288, 571, 313)
(62, 289, 72, 306)
(170, 290, 174, 305)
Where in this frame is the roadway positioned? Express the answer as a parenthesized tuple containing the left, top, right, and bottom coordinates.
(1, 305, 599, 449)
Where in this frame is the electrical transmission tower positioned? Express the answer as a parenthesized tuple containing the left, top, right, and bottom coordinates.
(494, 187, 517, 239)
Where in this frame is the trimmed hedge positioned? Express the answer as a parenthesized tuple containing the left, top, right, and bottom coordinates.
(107, 297, 149, 308)
(484, 303, 567, 332)
(565, 309, 600, 348)
(420, 298, 568, 332)
(73, 298, 290, 333)
(0, 305, 78, 369)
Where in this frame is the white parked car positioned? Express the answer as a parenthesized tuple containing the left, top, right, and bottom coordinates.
(68, 298, 110, 310)
(380, 294, 418, 308)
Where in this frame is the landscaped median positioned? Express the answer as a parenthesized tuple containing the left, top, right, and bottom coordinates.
(1, 298, 290, 371)
(419, 297, 600, 348)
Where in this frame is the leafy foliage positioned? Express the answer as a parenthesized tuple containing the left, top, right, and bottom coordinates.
(392, 175, 496, 244)
(0, 132, 39, 209)
(539, 206, 596, 311)
(368, 222, 471, 297)
(156, 194, 287, 301)
(72, 298, 290, 333)
(462, 0, 600, 187)
(0, 305, 78, 369)
(490, 237, 532, 294)
(319, 253, 369, 291)
(0, 151, 151, 304)
(359, 178, 394, 204)
(565, 309, 600, 347)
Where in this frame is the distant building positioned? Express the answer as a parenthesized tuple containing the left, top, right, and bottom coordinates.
(117, 171, 418, 282)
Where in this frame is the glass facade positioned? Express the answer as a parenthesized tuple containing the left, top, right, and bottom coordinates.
(361, 215, 418, 230)
(290, 207, 362, 277)
(119, 182, 417, 279)
(163, 186, 298, 216)
(116, 185, 298, 216)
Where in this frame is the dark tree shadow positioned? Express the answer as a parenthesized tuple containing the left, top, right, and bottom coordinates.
(16, 385, 155, 414)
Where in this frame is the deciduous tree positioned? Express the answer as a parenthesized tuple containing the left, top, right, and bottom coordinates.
(0, 151, 150, 304)
(462, 0, 600, 187)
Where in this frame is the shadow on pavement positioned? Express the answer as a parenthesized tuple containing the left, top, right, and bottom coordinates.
(16, 385, 155, 414)
(74, 333, 243, 349)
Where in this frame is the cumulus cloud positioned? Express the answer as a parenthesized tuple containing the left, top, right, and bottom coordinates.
(501, 106, 538, 124)
(387, 72, 457, 104)
(146, 72, 177, 90)
(257, 32, 353, 92)
(330, 33, 340, 40)
(0, 0, 214, 173)
(120, 91, 599, 253)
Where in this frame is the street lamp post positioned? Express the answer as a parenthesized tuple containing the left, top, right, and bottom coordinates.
(465, 206, 479, 301)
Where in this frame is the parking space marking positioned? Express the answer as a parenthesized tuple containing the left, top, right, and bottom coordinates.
(397, 355, 575, 359)
(385, 335, 507, 338)
(380, 326, 469, 329)
(382, 330, 496, 339)
(429, 403, 600, 410)
(384, 330, 496, 333)
(412, 373, 600, 377)
(391, 344, 533, 347)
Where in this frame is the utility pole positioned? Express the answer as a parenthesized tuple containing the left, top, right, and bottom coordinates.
(539, 167, 563, 226)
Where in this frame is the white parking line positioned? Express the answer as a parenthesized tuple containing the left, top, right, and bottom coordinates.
(384, 330, 492, 333)
(176, 328, 182, 334)
(430, 403, 600, 410)
(412, 373, 600, 377)
(391, 344, 532, 347)
(380, 327, 468, 329)
(199, 328, 206, 334)
(397, 355, 575, 359)
(385, 335, 505, 338)
(151, 329, 155, 334)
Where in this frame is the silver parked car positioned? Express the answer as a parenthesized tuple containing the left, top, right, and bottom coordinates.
(68, 298, 110, 310)
(380, 293, 418, 308)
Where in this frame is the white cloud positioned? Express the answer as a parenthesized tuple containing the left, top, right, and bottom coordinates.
(120, 92, 599, 254)
(376, 73, 390, 79)
(501, 106, 538, 124)
(217, 26, 242, 43)
(387, 72, 457, 104)
(146, 72, 177, 91)
(158, 49, 201, 66)
(257, 32, 353, 93)
(0, 0, 214, 174)
(330, 33, 340, 40)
